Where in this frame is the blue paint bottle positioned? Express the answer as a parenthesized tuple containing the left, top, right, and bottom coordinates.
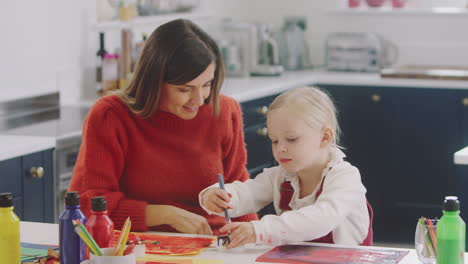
(59, 191, 87, 264)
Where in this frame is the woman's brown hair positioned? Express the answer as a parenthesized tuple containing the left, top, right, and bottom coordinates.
(115, 19, 225, 118)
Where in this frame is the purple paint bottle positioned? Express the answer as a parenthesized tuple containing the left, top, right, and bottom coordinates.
(59, 191, 87, 264)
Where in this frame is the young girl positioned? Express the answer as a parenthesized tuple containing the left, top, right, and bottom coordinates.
(199, 87, 373, 248)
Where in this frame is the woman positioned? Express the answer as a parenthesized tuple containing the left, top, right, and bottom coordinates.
(69, 19, 258, 235)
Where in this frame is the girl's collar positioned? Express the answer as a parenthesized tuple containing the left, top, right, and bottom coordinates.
(282, 147, 347, 181)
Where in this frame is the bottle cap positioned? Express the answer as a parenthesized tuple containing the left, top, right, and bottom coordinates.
(92, 196, 107, 212)
(0, 193, 13, 207)
(65, 191, 80, 207)
(443, 196, 460, 211)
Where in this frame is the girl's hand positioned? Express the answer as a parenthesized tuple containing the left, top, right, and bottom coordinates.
(219, 222, 256, 248)
(201, 188, 232, 213)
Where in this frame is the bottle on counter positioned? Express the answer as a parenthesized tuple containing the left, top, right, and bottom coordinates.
(102, 53, 119, 93)
(132, 32, 147, 72)
(59, 191, 87, 264)
(96, 32, 108, 94)
(437, 196, 465, 264)
(86, 196, 114, 249)
(0, 192, 20, 264)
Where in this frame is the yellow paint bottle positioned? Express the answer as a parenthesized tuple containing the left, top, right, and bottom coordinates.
(0, 192, 20, 264)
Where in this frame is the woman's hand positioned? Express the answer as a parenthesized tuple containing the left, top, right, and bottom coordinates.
(146, 205, 213, 235)
(219, 222, 256, 248)
(201, 188, 232, 213)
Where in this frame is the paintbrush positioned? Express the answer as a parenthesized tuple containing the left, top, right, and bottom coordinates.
(217, 173, 231, 246)
(217, 173, 231, 223)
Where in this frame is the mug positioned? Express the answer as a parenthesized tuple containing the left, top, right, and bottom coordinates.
(88, 248, 136, 264)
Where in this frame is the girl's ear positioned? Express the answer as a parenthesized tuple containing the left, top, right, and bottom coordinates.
(320, 127, 334, 148)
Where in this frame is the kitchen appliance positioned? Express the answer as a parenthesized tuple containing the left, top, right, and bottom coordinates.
(0, 93, 90, 222)
(252, 24, 284, 76)
(221, 20, 283, 77)
(278, 17, 310, 71)
(325, 32, 398, 72)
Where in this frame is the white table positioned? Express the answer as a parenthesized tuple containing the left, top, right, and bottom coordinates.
(455, 146, 468, 165)
(21, 221, 444, 264)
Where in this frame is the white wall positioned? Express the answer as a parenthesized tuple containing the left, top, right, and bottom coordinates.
(0, 1, 90, 104)
(2, 0, 467, 104)
(205, 0, 468, 68)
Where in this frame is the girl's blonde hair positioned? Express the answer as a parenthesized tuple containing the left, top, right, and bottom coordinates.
(268, 86, 341, 147)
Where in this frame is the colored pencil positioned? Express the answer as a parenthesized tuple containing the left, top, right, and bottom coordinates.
(123, 242, 136, 256)
(72, 220, 102, 256)
(418, 217, 435, 257)
(113, 217, 132, 256)
(118, 219, 131, 256)
(425, 218, 438, 254)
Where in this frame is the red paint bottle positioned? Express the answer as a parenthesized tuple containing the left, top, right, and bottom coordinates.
(86, 196, 114, 249)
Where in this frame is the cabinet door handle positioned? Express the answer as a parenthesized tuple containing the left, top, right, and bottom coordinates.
(256, 106, 269, 116)
(30, 167, 44, 179)
(256, 127, 268, 137)
(371, 94, 381, 103)
(463, 98, 468, 106)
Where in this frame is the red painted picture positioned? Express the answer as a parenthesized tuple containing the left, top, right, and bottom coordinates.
(114, 230, 215, 256)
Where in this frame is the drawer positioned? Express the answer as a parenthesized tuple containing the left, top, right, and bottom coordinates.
(241, 94, 279, 127)
(244, 123, 273, 169)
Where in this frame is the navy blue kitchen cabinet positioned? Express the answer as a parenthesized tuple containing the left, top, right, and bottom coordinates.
(461, 92, 468, 148)
(382, 87, 461, 243)
(241, 94, 279, 217)
(318, 84, 387, 241)
(456, 90, 468, 244)
(241, 94, 279, 178)
(0, 149, 54, 223)
(318, 84, 467, 244)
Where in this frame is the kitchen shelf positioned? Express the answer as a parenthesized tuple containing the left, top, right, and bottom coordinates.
(92, 12, 211, 31)
(328, 7, 468, 16)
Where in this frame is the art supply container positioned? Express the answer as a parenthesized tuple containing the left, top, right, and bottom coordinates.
(415, 218, 437, 264)
(0, 192, 20, 264)
(60, 191, 87, 264)
(437, 196, 465, 264)
(90, 248, 136, 264)
(86, 196, 114, 248)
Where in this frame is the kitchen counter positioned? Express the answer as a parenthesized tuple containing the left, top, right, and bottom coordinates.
(222, 70, 468, 103)
(20, 221, 448, 264)
(0, 135, 55, 161)
(1, 70, 466, 161)
(1, 105, 90, 144)
(455, 147, 468, 165)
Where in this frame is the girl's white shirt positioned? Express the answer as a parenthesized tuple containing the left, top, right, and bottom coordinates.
(199, 147, 370, 246)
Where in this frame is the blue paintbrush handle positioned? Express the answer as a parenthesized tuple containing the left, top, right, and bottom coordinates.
(218, 173, 231, 222)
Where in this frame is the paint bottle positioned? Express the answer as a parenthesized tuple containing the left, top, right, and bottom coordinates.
(86, 196, 114, 248)
(437, 196, 465, 264)
(59, 191, 87, 264)
(0, 192, 20, 264)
